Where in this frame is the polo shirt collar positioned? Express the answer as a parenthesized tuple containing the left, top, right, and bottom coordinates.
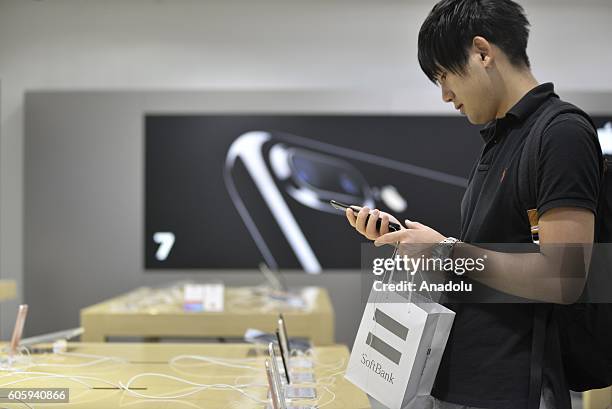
(479, 82, 557, 143)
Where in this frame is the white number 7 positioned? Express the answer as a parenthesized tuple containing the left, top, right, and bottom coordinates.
(153, 232, 175, 261)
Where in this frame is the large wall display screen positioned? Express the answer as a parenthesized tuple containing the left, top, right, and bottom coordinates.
(145, 115, 612, 272)
(145, 115, 480, 272)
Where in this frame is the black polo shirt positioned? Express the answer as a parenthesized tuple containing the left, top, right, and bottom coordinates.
(431, 83, 601, 408)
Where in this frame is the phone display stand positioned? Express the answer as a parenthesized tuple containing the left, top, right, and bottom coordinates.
(289, 357, 314, 369)
(267, 387, 317, 401)
(279, 371, 315, 384)
(267, 339, 317, 408)
(275, 357, 315, 383)
(283, 387, 317, 400)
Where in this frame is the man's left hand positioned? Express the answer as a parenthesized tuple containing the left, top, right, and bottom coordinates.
(374, 220, 446, 247)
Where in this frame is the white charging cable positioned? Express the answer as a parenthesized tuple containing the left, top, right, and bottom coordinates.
(169, 355, 261, 371)
(119, 373, 267, 402)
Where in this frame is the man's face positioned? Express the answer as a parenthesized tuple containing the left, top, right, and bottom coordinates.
(437, 51, 499, 125)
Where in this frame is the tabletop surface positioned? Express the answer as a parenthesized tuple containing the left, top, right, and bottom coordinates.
(0, 342, 370, 409)
(80, 285, 336, 345)
(81, 286, 330, 315)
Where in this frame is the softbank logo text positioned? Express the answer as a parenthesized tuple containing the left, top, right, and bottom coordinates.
(361, 353, 395, 384)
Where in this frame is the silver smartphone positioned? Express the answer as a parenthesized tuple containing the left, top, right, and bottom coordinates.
(265, 359, 285, 409)
(276, 329, 291, 384)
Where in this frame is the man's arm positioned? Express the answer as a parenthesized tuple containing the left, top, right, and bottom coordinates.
(453, 207, 594, 304)
(366, 207, 593, 304)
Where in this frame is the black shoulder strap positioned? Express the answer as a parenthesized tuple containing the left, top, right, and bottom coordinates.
(521, 100, 601, 409)
(517, 100, 599, 211)
(528, 305, 549, 409)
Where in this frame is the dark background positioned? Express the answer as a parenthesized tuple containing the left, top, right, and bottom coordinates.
(145, 115, 482, 270)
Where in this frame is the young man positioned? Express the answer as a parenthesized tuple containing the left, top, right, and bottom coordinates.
(346, 0, 602, 408)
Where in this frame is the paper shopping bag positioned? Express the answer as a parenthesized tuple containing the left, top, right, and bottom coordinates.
(345, 290, 455, 409)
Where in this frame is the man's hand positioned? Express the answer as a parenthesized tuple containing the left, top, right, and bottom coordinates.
(345, 206, 446, 245)
(374, 221, 446, 247)
(345, 207, 403, 240)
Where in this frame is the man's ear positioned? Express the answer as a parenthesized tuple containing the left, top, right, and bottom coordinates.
(472, 36, 493, 67)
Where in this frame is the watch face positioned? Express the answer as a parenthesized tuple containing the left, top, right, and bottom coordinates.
(431, 239, 457, 261)
(431, 244, 449, 261)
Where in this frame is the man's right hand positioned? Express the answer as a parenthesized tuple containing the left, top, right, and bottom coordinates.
(345, 206, 404, 241)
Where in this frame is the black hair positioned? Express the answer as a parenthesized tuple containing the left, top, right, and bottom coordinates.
(418, 0, 531, 84)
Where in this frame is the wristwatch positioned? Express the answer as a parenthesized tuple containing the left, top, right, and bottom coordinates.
(432, 237, 460, 261)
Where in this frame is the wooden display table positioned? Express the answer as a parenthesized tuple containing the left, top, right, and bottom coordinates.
(81, 285, 334, 345)
(0, 342, 369, 408)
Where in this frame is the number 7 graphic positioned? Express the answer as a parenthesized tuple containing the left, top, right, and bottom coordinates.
(153, 232, 175, 261)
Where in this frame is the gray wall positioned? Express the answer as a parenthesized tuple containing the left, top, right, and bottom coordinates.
(5, 0, 612, 340)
